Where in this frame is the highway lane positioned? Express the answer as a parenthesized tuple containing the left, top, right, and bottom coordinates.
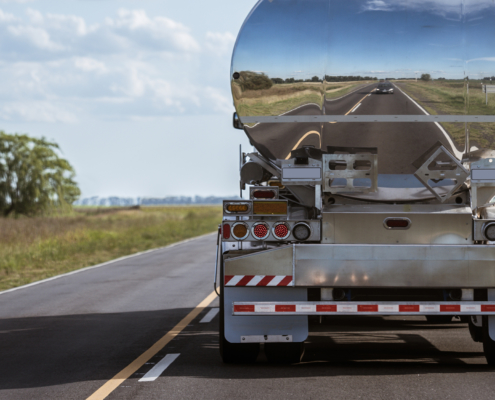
(245, 83, 377, 160)
(321, 83, 463, 174)
(1, 233, 495, 399)
(245, 82, 464, 167)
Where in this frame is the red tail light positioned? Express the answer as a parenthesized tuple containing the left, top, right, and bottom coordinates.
(273, 222, 290, 239)
(253, 190, 276, 199)
(222, 223, 231, 239)
(384, 218, 411, 229)
(252, 222, 269, 240)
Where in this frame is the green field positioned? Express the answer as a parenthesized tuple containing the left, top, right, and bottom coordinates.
(0, 206, 222, 291)
(399, 80, 495, 150)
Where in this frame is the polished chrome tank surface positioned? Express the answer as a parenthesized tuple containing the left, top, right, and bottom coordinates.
(231, 0, 495, 175)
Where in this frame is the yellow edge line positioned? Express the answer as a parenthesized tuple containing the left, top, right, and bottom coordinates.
(285, 130, 321, 159)
(86, 290, 218, 400)
(344, 89, 375, 116)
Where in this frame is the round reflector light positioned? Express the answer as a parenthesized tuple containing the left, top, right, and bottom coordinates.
(272, 222, 290, 239)
(485, 223, 495, 241)
(232, 222, 249, 240)
(252, 222, 270, 240)
(293, 222, 311, 241)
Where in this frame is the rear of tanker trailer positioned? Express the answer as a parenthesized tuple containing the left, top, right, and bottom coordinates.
(215, 0, 495, 364)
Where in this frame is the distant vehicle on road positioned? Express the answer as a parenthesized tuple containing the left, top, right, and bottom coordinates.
(376, 82, 394, 94)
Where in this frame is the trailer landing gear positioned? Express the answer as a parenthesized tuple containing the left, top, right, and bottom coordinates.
(265, 342, 305, 364)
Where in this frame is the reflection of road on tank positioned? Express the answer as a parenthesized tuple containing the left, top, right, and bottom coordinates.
(245, 81, 463, 165)
(322, 83, 462, 174)
(245, 103, 322, 160)
(246, 83, 378, 160)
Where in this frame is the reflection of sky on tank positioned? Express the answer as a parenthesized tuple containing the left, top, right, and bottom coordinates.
(233, 0, 495, 80)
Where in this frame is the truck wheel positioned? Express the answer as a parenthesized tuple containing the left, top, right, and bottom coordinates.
(483, 317, 495, 366)
(264, 342, 305, 364)
(425, 315, 452, 324)
(468, 317, 483, 343)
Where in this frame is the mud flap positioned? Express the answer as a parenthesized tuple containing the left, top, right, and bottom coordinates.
(490, 289, 495, 341)
(224, 287, 308, 344)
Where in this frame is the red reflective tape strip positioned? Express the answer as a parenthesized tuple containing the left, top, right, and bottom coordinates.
(482, 305, 495, 312)
(277, 276, 293, 286)
(440, 305, 461, 312)
(275, 305, 296, 312)
(257, 276, 275, 286)
(316, 305, 337, 312)
(399, 305, 420, 312)
(224, 276, 234, 285)
(234, 305, 255, 313)
(358, 305, 378, 312)
(236, 275, 255, 286)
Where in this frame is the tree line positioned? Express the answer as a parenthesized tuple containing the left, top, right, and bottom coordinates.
(0, 132, 80, 217)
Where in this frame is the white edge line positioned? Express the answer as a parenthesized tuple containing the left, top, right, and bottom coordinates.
(351, 103, 362, 113)
(199, 307, 220, 323)
(0, 232, 216, 297)
(394, 84, 463, 159)
(139, 354, 180, 382)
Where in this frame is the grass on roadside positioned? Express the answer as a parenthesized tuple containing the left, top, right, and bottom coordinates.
(399, 80, 495, 150)
(0, 206, 222, 291)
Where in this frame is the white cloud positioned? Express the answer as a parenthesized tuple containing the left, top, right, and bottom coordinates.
(0, 101, 77, 123)
(0, 8, 234, 123)
(362, 0, 493, 18)
(74, 57, 107, 74)
(8, 24, 64, 51)
(205, 31, 235, 55)
(0, 0, 35, 3)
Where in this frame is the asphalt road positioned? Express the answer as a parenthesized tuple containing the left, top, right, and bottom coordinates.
(246, 82, 463, 171)
(1, 233, 494, 400)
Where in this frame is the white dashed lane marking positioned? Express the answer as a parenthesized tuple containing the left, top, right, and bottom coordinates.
(139, 354, 180, 382)
(200, 307, 219, 323)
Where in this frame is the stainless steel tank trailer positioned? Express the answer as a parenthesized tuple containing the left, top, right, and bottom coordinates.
(214, 0, 495, 365)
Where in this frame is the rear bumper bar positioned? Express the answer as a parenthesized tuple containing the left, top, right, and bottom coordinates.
(233, 301, 495, 316)
(224, 244, 495, 288)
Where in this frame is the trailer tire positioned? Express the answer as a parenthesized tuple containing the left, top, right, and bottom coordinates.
(264, 342, 305, 364)
(468, 317, 483, 343)
(483, 317, 495, 366)
(425, 315, 452, 324)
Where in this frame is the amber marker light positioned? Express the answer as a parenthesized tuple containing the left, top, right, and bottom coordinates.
(232, 222, 249, 240)
(253, 201, 287, 215)
(224, 202, 251, 214)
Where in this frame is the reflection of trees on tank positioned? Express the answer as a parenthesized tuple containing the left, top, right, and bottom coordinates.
(237, 71, 273, 91)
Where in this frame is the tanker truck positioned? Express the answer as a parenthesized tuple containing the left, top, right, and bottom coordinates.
(215, 0, 495, 365)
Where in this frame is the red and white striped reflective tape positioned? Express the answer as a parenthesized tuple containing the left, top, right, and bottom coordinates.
(232, 302, 495, 314)
(225, 275, 293, 287)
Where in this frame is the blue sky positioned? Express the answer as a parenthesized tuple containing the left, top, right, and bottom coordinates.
(233, 0, 495, 81)
(0, 0, 257, 198)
